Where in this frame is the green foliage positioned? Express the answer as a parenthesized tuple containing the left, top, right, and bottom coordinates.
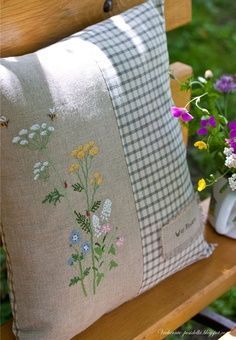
(210, 286, 236, 319)
(108, 244, 116, 256)
(74, 211, 90, 233)
(109, 260, 118, 271)
(91, 201, 101, 212)
(42, 188, 64, 206)
(69, 276, 81, 286)
(96, 272, 105, 287)
(72, 183, 84, 192)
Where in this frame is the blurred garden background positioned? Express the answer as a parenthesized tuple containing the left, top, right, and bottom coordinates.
(166, 0, 236, 337)
(1, 0, 236, 334)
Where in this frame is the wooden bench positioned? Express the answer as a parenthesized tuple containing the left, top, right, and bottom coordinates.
(1, 0, 236, 338)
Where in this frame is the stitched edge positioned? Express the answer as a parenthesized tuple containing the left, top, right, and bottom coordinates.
(0, 223, 19, 338)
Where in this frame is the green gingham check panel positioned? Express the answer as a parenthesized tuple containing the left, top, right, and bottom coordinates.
(78, 1, 214, 292)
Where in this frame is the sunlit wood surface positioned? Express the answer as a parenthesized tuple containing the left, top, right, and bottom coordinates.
(0, 0, 192, 57)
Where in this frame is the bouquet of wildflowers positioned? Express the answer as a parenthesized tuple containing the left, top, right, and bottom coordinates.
(171, 71, 236, 193)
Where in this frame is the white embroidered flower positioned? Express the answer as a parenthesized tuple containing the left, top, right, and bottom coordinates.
(47, 126, 55, 132)
(28, 132, 36, 139)
(225, 154, 236, 168)
(12, 136, 21, 144)
(40, 130, 48, 136)
(101, 199, 112, 221)
(92, 214, 102, 237)
(32, 161, 49, 181)
(30, 124, 40, 131)
(41, 123, 47, 129)
(18, 129, 28, 136)
(34, 162, 41, 168)
(34, 174, 40, 181)
(223, 147, 233, 157)
(19, 139, 29, 145)
(228, 174, 236, 191)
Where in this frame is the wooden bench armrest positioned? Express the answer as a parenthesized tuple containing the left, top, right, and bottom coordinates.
(1, 199, 236, 340)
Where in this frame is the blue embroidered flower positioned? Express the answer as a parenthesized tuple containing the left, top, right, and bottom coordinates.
(67, 256, 74, 266)
(82, 241, 90, 254)
(69, 229, 81, 245)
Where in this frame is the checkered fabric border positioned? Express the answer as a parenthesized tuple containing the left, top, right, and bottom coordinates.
(78, 1, 213, 292)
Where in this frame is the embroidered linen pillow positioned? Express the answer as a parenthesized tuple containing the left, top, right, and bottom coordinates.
(0, 1, 214, 338)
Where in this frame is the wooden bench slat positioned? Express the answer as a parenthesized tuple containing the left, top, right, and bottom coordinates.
(0, 0, 192, 57)
(1, 200, 236, 340)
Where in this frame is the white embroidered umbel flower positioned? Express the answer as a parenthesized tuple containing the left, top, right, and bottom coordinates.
(48, 126, 54, 132)
(28, 132, 36, 139)
(12, 136, 21, 144)
(19, 139, 29, 145)
(30, 124, 40, 131)
(41, 123, 47, 129)
(33, 161, 50, 181)
(225, 154, 236, 168)
(40, 130, 48, 136)
(223, 147, 233, 157)
(18, 129, 28, 136)
(228, 174, 236, 191)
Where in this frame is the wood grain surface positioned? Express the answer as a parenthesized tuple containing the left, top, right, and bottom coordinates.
(0, 0, 192, 57)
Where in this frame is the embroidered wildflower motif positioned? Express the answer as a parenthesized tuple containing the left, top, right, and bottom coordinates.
(69, 230, 81, 245)
(12, 123, 54, 150)
(33, 161, 50, 181)
(12, 131, 123, 297)
(92, 214, 102, 238)
(101, 199, 112, 221)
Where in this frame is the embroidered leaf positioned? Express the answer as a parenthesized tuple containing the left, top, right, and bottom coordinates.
(42, 188, 64, 206)
(83, 267, 91, 277)
(99, 261, 104, 268)
(109, 260, 118, 271)
(94, 247, 103, 256)
(108, 244, 116, 256)
(69, 276, 81, 286)
(91, 200, 101, 212)
(72, 253, 84, 262)
(74, 211, 90, 233)
(96, 272, 104, 287)
(95, 256, 99, 262)
(72, 183, 84, 192)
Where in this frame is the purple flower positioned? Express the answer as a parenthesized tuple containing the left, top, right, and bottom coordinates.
(227, 138, 236, 153)
(197, 116, 217, 135)
(215, 75, 236, 93)
(69, 229, 81, 245)
(171, 106, 193, 122)
(197, 127, 208, 135)
(229, 121, 236, 130)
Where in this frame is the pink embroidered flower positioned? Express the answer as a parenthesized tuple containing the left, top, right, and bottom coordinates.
(116, 237, 124, 247)
(102, 224, 112, 233)
(171, 106, 193, 122)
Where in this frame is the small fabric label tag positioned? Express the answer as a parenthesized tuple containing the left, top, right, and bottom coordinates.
(161, 196, 202, 259)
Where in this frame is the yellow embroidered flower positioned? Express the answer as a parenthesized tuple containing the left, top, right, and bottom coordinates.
(84, 141, 95, 152)
(197, 178, 206, 192)
(68, 163, 80, 173)
(194, 141, 207, 150)
(90, 172, 103, 186)
(89, 145, 99, 156)
(70, 146, 86, 159)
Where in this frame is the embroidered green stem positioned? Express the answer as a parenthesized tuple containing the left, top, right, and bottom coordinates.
(72, 246, 87, 297)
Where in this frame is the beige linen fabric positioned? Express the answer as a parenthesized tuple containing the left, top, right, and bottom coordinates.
(1, 39, 143, 339)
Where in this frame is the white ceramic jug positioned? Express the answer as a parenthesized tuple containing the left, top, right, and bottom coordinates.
(208, 178, 236, 239)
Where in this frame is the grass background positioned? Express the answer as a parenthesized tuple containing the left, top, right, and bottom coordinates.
(0, 0, 235, 333)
